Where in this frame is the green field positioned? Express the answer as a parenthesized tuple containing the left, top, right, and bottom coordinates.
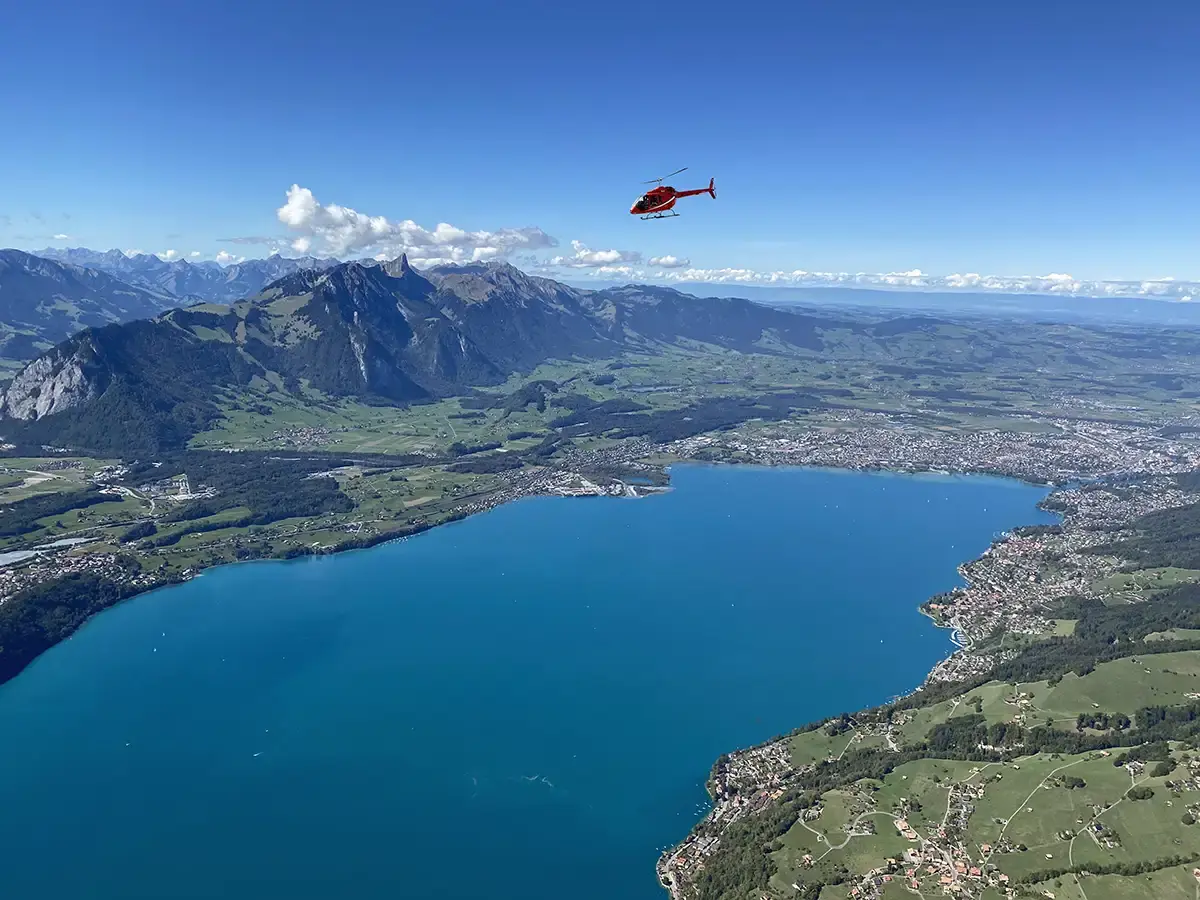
(0, 456, 114, 504)
(0, 447, 507, 580)
(1063, 866, 1200, 900)
(883, 653, 1200, 751)
(719, 597, 1200, 900)
(768, 727, 1200, 898)
(188, 351, 815, 454)
(166, 335, 1200, 463)
(1096, 568, 1200, 600)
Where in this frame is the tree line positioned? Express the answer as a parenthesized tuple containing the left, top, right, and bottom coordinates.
(1016, 852, 1197, 885)
(0, 565, 177, 685)
(1, 488, 113, 538)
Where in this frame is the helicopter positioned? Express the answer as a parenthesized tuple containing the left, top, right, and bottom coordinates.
(630, 167, 716, 219)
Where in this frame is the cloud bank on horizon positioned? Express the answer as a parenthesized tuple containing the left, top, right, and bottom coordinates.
(573, 265, 1200, 302)
(39, 185, 1198, 303)
(266, 185, 1200, 302)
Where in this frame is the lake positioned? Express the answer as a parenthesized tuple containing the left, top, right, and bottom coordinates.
(0, 465, 1056, 899)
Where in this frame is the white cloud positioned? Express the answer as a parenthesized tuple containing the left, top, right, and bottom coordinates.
(650, 267, 767, 284)
(189, 251, 201, 258)
(590, 265, 1200, 301)
(123, 248, 146, 257)
(157, 249, 181, 261)
(275, 184, 557, 263)
(219, 235, 281, 246)
(215, 250, 245, 265)
(589, 265, 643, 279)
(52, 233, 70, 241)
(291, 236, 312, 254)
(649, 255, 689, 268)
(409, 255, 470, 267)
(548, 240, 642, 268)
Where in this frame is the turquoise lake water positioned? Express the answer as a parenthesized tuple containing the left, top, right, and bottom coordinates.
(0, 465, 1056, 899)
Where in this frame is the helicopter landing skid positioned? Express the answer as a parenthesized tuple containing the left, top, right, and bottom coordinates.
(640, 210, 679, 220)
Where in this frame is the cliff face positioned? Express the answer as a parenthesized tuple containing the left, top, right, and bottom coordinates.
(425, 262, 622, 368)
(0, 340, 101, 420)
(241, 260, 503, 399)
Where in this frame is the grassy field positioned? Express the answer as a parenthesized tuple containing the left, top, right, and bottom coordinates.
(1050, 619, 1080, 637)
(1061, 865, 1200, 899)
(0, 456, 115, 504)
(186, 349, 834, 455)
(1096, 568, 1200, 601)
(1033, 652, 1200, 719)
(882, 652, 1200, 751)
(175, 341, 1194, 460)
(192, 380, 594, 455)
(1148, 629, 1200, 643)
(771, 732, 1200, 896)
(789, 729, 869, 768)
(0, 447, 508, 580)
(759, 633, 1200, 900)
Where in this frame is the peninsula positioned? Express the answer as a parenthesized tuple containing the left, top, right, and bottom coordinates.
(654, 461, 1200, 899)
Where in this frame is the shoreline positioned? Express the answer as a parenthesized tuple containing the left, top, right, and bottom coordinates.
(663, 456, 1066, 490)
(0, 453, 1075, 696)
(652, 495, 1011, 899)
(0, 447, 1175, 693)
(11, 406, 1198, 686)
(653, 466, 1200, 900)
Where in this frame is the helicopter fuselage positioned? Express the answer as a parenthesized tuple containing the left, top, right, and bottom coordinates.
(630, 187, 677, 215)
(629, 178, 715, 217)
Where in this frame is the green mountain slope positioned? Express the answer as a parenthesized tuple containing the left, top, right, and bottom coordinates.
(0, 249, 176, 362)
(0, 257, 849, 454)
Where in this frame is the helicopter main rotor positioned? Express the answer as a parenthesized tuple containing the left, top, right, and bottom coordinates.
(642, 166, 688, 186)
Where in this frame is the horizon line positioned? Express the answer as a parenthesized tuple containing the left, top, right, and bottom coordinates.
(18, 244, 1200, 306)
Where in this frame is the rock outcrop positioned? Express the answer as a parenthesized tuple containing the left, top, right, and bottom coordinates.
(0, 341, 99, 420)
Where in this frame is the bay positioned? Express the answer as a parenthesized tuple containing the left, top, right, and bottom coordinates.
(0, 465, 1056, 899)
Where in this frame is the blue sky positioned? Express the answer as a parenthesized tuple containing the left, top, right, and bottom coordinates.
(2, 0, 1199, 289)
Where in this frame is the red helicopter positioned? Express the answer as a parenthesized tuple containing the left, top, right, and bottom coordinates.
(630, 167, 716, 219)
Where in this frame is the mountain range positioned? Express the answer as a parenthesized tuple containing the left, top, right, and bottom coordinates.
(36, 247, 343, 303)
(0, 250, 177, 362)
(0, 248, 351, 365)
(0, 255, 843, 454)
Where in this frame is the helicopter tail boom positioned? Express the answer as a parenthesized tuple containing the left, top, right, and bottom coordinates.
(672, 179, 717, 200)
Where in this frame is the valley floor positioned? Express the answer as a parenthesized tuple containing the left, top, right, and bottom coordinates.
(6, 405, 1197, 619)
